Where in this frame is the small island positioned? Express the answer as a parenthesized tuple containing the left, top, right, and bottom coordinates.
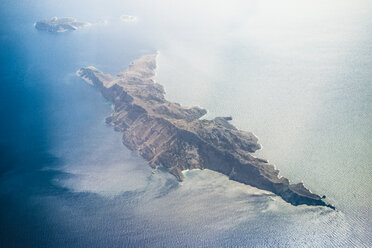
(35, 17, 90, 33)
(120, 15, 137, 23)
(77, 54, 334, 209)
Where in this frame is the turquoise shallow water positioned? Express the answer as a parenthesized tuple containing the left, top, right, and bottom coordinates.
(0, 0, 371, 247)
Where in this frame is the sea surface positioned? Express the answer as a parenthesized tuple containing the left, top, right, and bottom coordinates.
(0, 0, 371, 247)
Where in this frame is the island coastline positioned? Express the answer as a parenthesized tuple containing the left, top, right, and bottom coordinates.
(77, 53, 335, 210)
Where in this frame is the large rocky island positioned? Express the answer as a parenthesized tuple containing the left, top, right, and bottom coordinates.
(35, 17, 90, 33)
(77, 54, 334, 209)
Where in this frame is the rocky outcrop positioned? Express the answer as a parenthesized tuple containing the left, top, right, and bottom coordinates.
(77, 53, 334, 209)
(35, 17, 90, 33)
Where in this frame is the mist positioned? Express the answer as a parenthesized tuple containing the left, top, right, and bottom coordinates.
(0, 0, 371, 247)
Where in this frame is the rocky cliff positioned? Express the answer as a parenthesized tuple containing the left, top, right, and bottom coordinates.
(77, 53, 334, 209)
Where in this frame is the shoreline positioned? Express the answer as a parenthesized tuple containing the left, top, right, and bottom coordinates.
(77, 53, 334, 209)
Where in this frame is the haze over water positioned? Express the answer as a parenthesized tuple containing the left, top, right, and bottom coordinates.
(0, 0, 371, 247)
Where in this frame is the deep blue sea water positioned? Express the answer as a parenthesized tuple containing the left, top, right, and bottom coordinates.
(1, 0, 371, 247)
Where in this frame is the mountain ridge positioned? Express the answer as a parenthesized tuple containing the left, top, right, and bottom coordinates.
(77, 53, 334, 209)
